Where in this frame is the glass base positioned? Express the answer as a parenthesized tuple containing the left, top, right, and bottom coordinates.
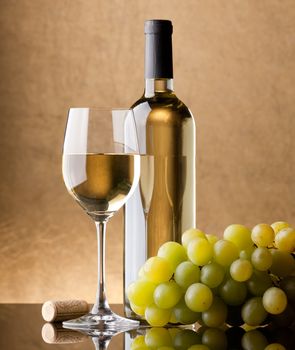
(63, 309, 139, 332)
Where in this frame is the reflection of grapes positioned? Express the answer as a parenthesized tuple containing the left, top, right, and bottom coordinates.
(127, 221, 295, 330)
(129, 326, 289, 350)
(202, 328, 227, 350)
(241, 329, 268, 350)
(145, 328, 172, 348)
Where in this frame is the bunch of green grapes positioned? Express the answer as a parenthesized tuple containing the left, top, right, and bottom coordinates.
(127, 222, 295, 329)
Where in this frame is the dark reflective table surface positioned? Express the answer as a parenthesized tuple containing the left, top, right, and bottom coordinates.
(0, 304, 123, 350)
(0, 304, 294, 349)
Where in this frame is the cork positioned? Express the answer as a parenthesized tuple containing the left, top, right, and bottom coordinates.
(41, 300, 89, 322)
(41, 323, 88, 344)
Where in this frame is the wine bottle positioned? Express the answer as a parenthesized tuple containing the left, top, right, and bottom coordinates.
(124, 19, 196, 319)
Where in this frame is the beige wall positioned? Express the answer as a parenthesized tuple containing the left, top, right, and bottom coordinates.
(0, 0, 294, 303)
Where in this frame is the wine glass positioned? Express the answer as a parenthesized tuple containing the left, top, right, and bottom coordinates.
(62, 108, 140, 331)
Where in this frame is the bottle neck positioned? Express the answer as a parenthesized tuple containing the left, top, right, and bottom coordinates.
(144, 78, 174, 97)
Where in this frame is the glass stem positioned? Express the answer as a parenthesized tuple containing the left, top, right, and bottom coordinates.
(91, 220, 110, 314)
(92, 336, 111, 350)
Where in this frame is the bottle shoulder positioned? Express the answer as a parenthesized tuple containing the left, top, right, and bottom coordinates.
(132, 92, 193, 120)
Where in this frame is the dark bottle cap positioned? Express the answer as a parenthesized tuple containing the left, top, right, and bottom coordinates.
(144, 19, 173, 79)
(144, 20, 173, 34)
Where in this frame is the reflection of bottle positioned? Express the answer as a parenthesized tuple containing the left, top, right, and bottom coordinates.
(124, 20, 196, 318)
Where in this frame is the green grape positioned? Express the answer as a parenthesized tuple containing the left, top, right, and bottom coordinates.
(200, 262, 225, 288)
(172, 299, 201, 324)
(158, 241, 187, 271)
(264, 343, 286, 350)
(158, 347, 175, 350)
(269, 249, 295, 277)
(274, 227, 295, 253)
(271, 221, 290, 234)
(239, 245, 255, 260)
(202, 328, 227, 350)
(154, 281, 182, 309)
(241, 297, 268, 326)
(206, 233, 219, 245)
(130, 302, 145, 316)
(143, 256, 173, 283)
(280, 276, 295, 305)
(251, 223, 275, 247)
(182, 228, 207, 248)
(213, 239, 239, 266)
(263, 287, 287, 314)
(201, 296, 227, 327)
(185, 283, 213, 312)
(173, 329, 202, 350)
(145, 304, 171, 327)
(223, 224, 252, 250)
(251, 247, 272, 271)
(230, 258, 253, 282)
(247, 270, 273, 296)
(188, 346, 210, 350)
(174, 261, 200, 289)
(187, 238, 213, 266)
(241, 329, 268, 350)
(127, 280, 156, 307)
(219, 277, 247, 305)
(145, 328, 172, 348)
(131, 335, 146, 350)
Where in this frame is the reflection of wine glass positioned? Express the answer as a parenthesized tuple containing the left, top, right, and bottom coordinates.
(42, 322, 121, 350)
(164, 156, 187, 241)
(62, 108, 140, 330)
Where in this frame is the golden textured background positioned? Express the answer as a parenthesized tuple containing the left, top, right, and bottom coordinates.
(0, 0, 294, 303)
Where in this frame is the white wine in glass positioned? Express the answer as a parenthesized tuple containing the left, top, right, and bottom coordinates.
(62, 108, 140, 332)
